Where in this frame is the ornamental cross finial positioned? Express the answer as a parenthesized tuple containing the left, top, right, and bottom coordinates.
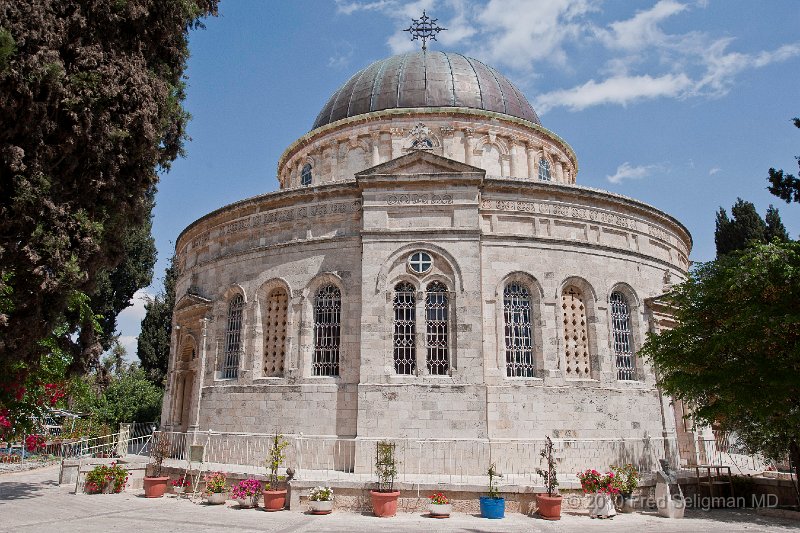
(404, 10, 447, 51)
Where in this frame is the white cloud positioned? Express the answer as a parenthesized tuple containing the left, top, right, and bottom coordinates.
(335, 0, 396, 15)
(696, 40, 800, 96)
(535, 73, 692, 113)
(606, 162, 661, 184)
(328, 41, 356, 69)
(708, 167, 721, 176)
(116, 335, 139, 363)
(595, 0, 688, 51)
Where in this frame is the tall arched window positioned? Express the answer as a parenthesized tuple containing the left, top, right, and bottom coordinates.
(504, 282, 534, 377)
(610, 291, 635, 380)
(313, 285, 341, 376)
(425, 281, 449, 375)
(393, 282, 416, 375)
(263, 288, 288, 377)
(562, 286, 590, 377)
(223, 294, 245, 379)
(538, 158, 551, 181)
(301, 163, 312, 186)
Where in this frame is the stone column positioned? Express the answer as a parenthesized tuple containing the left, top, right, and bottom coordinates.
(555, 160, 564, 182)
(415, 289, 427, 375)
(190, 318, 209, 433)
(463, 128, 475, 166)
(370, 132, 381, 166)
(526, 143, 538, 179)
(510, 139, 521, 178)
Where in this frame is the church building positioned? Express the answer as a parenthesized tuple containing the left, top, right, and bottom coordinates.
(160, 44, 693, 476)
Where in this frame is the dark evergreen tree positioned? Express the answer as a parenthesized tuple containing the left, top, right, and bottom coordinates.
(765, 205, 790, 243)
(714, 198, 766, 257)
(0, 1, 219, 389)
(767, 118, 800, 204)
(137, 256, 177, 386)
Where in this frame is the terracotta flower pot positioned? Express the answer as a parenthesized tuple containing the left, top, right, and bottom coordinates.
(143, 476, 169, 498)
(262, 489, 287, 511)
(370, 490, 400, 517)
(536, 493, 563, 521)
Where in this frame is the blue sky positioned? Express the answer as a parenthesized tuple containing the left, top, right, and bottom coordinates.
(116, 0, 800, 358)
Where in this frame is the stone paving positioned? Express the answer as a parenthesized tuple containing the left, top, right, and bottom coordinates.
(1, 465, 798, 532)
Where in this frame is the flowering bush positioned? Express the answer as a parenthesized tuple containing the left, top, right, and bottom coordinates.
(25, 434, 46, 452)
(203, 471, 227, 494)
(610, 464, 639, 495)
(172, 476, 191, 488)
(577, 469, 620, 495)
(231, 478, 261, 499)
(308, 486, 333, 502)
(85, 462, 129, 493)
(429, 492, 449, 505)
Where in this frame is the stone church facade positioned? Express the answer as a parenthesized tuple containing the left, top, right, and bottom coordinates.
(161, 51, 693, 474)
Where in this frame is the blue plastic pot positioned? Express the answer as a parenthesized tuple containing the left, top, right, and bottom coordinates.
(479, 496, 505, 519)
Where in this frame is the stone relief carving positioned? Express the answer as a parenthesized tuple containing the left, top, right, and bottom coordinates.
(386, 193, 453, 205)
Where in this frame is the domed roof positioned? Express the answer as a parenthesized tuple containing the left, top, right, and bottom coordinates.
(312, 51, 540, 130)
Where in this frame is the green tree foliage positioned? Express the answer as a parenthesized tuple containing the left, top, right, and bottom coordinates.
(767, 118, 800, 204)
(765, 205, 790, 243)
(714, 198, 789, 257)
(137, 256, 177, 386)
(76, 195, 157, 374)
(640, 241, 800, 479)
(0, 0, 218, 391)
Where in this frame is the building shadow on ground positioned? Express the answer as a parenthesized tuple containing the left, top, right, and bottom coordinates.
(0, 479, 58, 501)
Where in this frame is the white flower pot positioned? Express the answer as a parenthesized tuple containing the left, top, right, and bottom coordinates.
(587, 492, 616, 518)
(309, 499, 333, 514)
(206, 492, 227, 505)
(237, 497, 256, 508)
(173, 486, 184, 495)
(428, 503, 451, 517)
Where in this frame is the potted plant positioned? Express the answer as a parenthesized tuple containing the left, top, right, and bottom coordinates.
(84, 462, 129, 494)
(262, 432, 290, 511)
(428, 492, 451, 518)
(171, 475, 191, 495)
(308, 485, 334, 514)
(143, 433, 170, 498)
(204, 471, 228, 504)
(231, 478, 261, 508)
(611, 464, 639, 513)
(577, 469, 618, 518)
(370, 440, 400, 517)
(535, 436, 562, 520)
(479, 463, 504, 519)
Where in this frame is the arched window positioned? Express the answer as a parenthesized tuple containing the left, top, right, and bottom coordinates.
(425, 281, 449, 375)
(393, 282, 416, 375)
(223, 294, 245, 379)
(538, 158, 551, 181)
(313, 285, 341, 376)
(504, 282, 534, 377)
(263, 288, 288, 377)
(562, 286, 590, 377)
(301, 163, 312, 186)
(610, 291, 635, 380)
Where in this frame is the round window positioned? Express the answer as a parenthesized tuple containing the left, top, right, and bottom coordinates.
(408, 251, 432, 274)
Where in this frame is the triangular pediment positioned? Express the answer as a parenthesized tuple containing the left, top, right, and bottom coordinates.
(175, 292, 212, 313)
(356, 150, 485, 178)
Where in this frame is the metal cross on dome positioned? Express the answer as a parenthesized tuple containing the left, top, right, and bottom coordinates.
(404, 11, 447, 51)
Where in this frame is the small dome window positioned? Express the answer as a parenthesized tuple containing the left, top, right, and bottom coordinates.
(301, 163, 312, 186)
(538, 158, 551, 181)
(408, 251, 433, 275)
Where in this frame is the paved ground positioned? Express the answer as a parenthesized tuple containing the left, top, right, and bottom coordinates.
(1, 465, 798, 532)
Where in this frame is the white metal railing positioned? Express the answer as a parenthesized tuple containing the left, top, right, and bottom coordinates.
(150, 431, 684, 486)
(696, 436, 770, 473)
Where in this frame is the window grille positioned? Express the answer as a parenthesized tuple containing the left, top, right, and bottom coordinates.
(425, 281, 449, 375)
(301, 163, 312, 186)
(538, 158, 551, 181)
(562, 286, 590, 377)
(313, 285, 341, 376)
(504, 282, 535, 377)
(393, 282, 416, 374)
(222, 294, 245, 379)
(610, 291, 636, 380)
(263, 288, 288, 377)
(408, 251, 432, 274)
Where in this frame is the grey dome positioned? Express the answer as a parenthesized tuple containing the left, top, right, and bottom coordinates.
(312, 51, 540, 130)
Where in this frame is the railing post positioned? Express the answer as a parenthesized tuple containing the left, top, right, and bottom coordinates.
(117, 423, 132, 457)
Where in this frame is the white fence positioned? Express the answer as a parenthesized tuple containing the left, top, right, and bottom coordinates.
(153, 431, 681, 486)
